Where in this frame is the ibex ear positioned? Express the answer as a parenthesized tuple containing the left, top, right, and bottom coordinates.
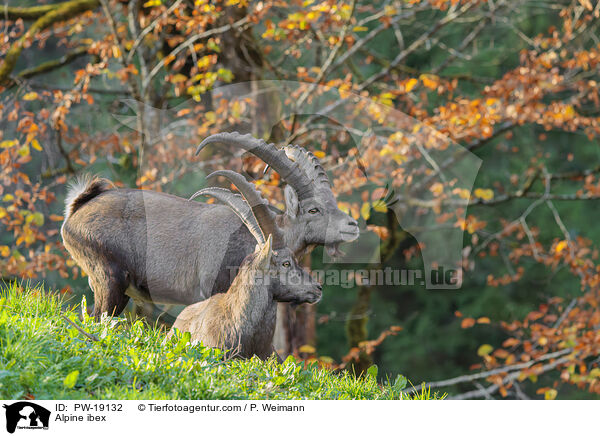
(256, 234, 273, 271)
(284, 185, 299, 219)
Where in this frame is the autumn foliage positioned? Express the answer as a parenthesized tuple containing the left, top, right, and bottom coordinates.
(1, 0, 600, 398)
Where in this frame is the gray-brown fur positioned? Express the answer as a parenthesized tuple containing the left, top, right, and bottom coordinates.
(169, 235, 321, 359)
(169, 175, 321, 359)
(62, 187, 255, 317)
(61, 133, 358, 319)
(64, 177, 114, 220)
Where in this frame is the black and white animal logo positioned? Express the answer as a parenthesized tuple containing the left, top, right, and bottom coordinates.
(2, 402, 50, 433)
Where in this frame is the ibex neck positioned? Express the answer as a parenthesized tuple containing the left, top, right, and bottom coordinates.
(276, 214, 306, 257)
(225, 264, 273, 325)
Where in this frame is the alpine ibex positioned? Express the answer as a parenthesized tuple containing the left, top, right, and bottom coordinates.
(61, 132, 358, 319)
(169, 171, 321, 359)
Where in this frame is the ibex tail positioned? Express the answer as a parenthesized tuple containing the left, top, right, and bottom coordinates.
(64, 176, 114, 220)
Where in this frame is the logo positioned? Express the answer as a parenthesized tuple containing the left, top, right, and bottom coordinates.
(2, 402, 50, 434)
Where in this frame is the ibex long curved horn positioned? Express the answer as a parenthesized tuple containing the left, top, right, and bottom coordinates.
(283, 144, 338, 205)
(190, 187, 266, 245)
(208, 170, 286, 249)
(193, 170, 286, 249)
(283, 144, 331, 189)
(196, 132, 315, 201)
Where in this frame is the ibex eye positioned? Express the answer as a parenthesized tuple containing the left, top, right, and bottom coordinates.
(282, 261, 291, 268)
(308, 208, 319, 214)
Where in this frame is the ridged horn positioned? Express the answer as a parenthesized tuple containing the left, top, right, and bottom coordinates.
(196, 132, 315, 201)
(283, 144, 332, 189)
(189, 187, 265, 245)
(207, 170, 286, 250)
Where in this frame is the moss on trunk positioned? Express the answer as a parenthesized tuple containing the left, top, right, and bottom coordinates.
(0, 0, 100, 84)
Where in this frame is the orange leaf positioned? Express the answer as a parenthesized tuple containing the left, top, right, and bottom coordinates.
(555, 240, 568, 253)
(404, 78, 418, 93)
(461, 318, 475, 328)
(503, 338, 520, 347)
(419, 74, 439, 90)
(0, 246, 10, 257)
(367, 224, 389, 240)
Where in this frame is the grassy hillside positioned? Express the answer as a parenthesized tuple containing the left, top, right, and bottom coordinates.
(0, 284, 442, 400)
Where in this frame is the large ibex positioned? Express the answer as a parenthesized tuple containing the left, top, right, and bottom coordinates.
(169, 171, 322, 359)
(61, 132, 358, 319)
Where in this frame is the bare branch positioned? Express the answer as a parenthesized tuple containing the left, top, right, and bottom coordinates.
(402, 348, 573, 395)
(449, 354, 572, 400)
(295, 0, 357, 108)
(62, 315, 100, 342)
(126, 0, 184, 64)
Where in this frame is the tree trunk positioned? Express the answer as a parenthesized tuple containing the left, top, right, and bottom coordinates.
(273, 256, 317, 357)
(345, 210, 405, 374)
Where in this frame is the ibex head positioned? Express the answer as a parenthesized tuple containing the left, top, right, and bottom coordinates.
(191, 170, 322, 305)
(197, 132, 359, 257)
(249, 235, 322, 305)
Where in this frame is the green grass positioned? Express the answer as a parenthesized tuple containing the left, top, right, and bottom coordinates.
(0, 283, 443, 400)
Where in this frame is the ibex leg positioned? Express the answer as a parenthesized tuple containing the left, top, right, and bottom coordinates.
(89, 268, 130, 319)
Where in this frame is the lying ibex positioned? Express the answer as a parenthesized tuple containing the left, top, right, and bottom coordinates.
(61, 132, 358, 318)
(169, 171, 321, 359)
